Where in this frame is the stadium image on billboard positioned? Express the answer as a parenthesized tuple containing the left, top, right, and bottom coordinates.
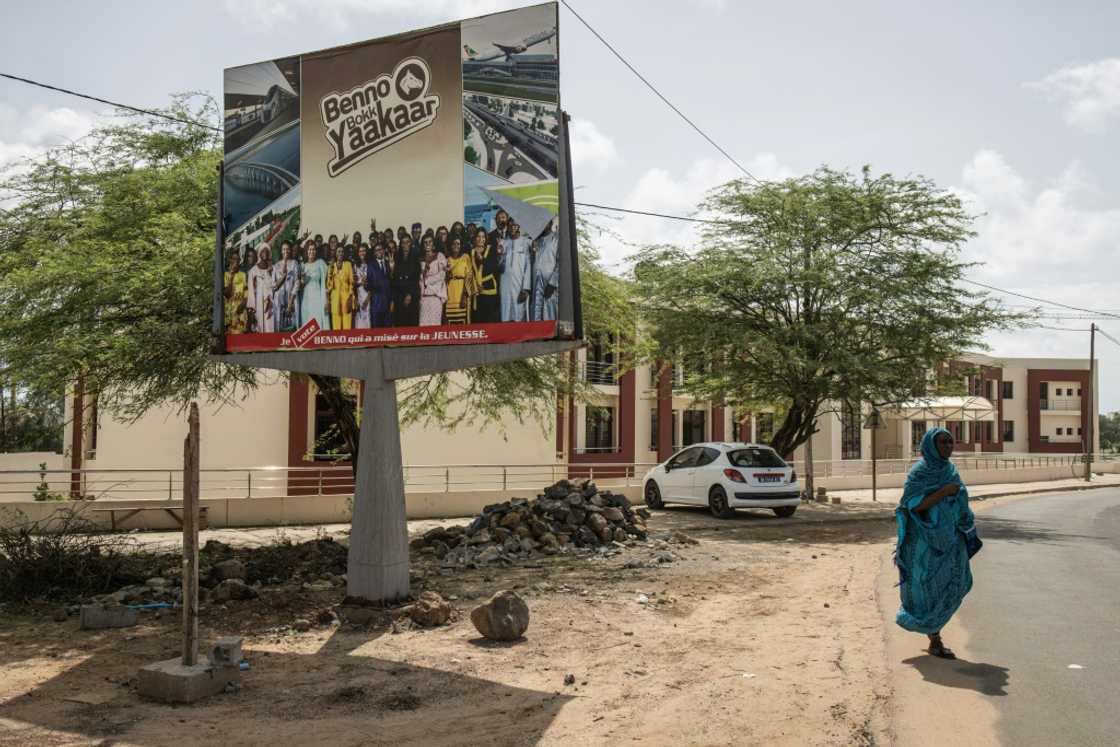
(219, 1, 573, 353)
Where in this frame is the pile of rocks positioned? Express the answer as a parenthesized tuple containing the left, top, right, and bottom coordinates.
(413, 480, 652, 567)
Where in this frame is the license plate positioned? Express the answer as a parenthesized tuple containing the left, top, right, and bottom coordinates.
(757, 475, 782, 484)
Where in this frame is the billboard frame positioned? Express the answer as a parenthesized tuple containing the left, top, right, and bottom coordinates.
(215, 108, 584, 603)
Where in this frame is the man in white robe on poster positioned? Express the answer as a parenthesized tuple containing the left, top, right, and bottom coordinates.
(499, 222, 532, 322)
(532, 216, 560, 322)
(247, 243, 276, 333)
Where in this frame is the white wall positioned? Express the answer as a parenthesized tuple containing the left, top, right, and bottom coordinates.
(88, 373, 291, 469)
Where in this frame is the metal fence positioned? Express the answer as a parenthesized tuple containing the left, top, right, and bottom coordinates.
(0, 463, 659, 503)
(1, 453, 1113, 503)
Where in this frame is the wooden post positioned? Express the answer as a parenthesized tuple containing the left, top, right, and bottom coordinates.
(181, 403, 200, 667)
(804, 427, 815, 501)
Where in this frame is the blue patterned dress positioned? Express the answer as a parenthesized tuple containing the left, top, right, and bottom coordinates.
(894, 427, 976, 634)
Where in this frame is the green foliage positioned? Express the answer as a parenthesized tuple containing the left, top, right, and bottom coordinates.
(0, 384, 63, 452)
(32, 462, 65, 502)
(631, 166, 1027, 455)
(1100, 412, 1120, 452)
(0, 96, 257, 422)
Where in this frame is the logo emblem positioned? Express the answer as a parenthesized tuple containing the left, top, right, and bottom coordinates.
(319, 57, 441, 178)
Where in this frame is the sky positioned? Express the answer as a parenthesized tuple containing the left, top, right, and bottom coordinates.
(2, 0, 1118, 411)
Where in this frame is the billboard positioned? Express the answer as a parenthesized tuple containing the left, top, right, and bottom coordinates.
(218, 2, 575, 352)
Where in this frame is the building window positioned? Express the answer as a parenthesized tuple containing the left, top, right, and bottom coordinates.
(732, 417, 745, 442)
(313, 388, 356, 461)
(976, 421, 992, 443)
(584, 333, 615, 385)
(671, 411, 679, 450)
(585, 406, 615, 452)
(649, 409, 658, 451)
(682, 410, 706, 447)
(1077, 388, 1082, 396)
(1078, 427, 1083, 436)
(757, 412, 775, 445)
(947, 421, 965, 443)
(1056, 427, 1062, 436)
(841, 402, 861, 460)
(1002, 420, 1015, 442)
(1002, 381, 1013, 399)
(911, 421, 927, 453)
(1066, 427, 1074, 436)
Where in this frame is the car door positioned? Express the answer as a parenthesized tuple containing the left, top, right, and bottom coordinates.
(689, 447, 723, 501)
(662, 447, 701, 501)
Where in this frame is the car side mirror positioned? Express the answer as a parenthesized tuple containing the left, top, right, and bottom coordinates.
(664, 464, 673, 472)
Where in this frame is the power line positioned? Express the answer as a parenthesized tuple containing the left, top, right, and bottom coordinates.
(574, 201, 730, 225)
(959, 278, 1120, 320)
(1098, 327, 1120, 347)
(559, 0, 760, 184)
(0, 72, 221, 132)
(1031, 324, 1092, 332)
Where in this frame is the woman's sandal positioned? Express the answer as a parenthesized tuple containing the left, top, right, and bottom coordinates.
(928, 635, 956, 659)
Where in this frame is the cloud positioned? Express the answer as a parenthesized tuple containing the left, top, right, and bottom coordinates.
(1025, 58, 1120, 133)
(953, 149, 1120, 408)
(569, 118, 619, 175)
(0, 104, 103, 172)
(222, 0, 522, 30)
(586, 153, 794, 266)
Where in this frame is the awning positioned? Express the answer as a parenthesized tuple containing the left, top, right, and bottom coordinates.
(887, 396, 997, 422)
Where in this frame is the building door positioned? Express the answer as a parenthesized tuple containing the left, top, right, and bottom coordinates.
(683, 410, 706, 446)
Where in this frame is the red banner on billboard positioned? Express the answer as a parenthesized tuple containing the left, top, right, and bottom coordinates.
(224, 321, 557, 352)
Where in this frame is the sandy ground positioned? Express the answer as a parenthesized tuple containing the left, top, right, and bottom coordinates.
(0, 501, 899, 747)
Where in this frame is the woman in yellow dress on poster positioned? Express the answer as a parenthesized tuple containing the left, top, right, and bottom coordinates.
(223, 251, 248, 334)
(327, 244, 355, 330)
(445, 236, 476, 324)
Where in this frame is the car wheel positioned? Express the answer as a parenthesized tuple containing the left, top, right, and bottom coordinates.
(772, 506, 797, 518)
(708, 486, 735, 519)
(644, 480, 664, 509)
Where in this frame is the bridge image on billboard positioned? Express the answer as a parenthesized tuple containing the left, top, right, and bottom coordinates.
(219, 1, 572, 353)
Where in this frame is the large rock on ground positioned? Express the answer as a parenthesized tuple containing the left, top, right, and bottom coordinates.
(211, 579, 258, 602)
(470, 591, 529, 641)
(409, 591, 452, 627)
(212, 559, 247, 581)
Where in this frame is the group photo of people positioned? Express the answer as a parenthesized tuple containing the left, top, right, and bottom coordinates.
(223, 208, 560, 335)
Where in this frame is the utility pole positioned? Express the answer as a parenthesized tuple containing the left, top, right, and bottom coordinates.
(1086, 324, 1096, 482)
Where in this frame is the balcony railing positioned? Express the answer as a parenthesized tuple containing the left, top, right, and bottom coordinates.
(1040, 398, 1081, 411)
(581, 360, 617, 385)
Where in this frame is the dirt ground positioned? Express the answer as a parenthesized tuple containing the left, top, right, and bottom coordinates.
(0, 501, 899, 746)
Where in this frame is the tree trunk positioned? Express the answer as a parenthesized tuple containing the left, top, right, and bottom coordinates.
(769, 400, 819, 458)
(309, 374, 362, 477)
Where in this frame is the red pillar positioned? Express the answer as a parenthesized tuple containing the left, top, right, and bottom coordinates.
(69, 378, 84, 498)
(657, 366, 673, 462)
(711, 405, 725, 441)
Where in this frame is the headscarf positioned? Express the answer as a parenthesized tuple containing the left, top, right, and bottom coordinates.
(902, 427, 960, 507)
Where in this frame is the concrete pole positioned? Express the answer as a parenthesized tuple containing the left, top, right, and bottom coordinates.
(346, 377, 410, 603)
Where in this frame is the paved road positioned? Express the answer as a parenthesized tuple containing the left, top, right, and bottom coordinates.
(955, 488, 1120, 745)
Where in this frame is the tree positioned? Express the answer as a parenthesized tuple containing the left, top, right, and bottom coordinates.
(1100, 412, 1120, 452)
(0, 98, 635, 465)
(0, 382, 63, 452)
(631, 166, 1025, 457)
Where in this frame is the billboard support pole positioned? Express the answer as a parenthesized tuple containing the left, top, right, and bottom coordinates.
(219, 339, 580, 603)
(211, 161, 226, 354)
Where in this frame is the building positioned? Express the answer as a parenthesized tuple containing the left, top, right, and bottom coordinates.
(59, 348, 1099, 498)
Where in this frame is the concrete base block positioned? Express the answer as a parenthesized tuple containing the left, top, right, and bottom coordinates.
(831, 496, 842, 504)
(80, 605, 139, 630)
(137, 658, 241, 704)
(209, 636, 243, 667)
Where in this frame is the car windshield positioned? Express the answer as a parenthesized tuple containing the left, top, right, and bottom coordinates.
(727, 447, 787, 468)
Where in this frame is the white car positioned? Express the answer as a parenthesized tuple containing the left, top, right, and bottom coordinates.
(642, 442, 800, 519)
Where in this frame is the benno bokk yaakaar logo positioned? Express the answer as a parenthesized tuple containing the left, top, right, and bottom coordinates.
(319, 56, 441, 177)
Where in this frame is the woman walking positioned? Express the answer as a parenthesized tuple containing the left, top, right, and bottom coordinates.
(894, 427, 980, 658)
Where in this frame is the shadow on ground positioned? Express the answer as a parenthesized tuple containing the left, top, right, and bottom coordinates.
(901, 655, 1010, 696)
(648, 503, 897, 547)
(975, 516, 1107, 545)
(0, 619, 572, 746)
